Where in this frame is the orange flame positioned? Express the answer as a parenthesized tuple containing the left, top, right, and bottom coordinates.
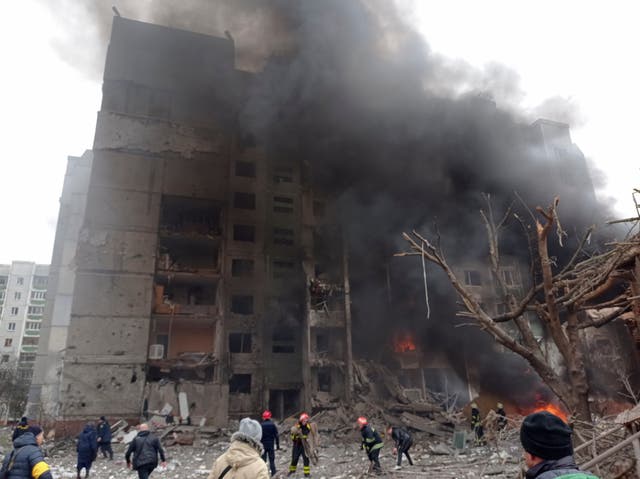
(528, 402, 569, 423)
(393, 334, 417, 353)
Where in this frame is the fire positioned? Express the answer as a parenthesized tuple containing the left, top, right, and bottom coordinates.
(529, 402, 569, 423)
(393, 334, 417, 353)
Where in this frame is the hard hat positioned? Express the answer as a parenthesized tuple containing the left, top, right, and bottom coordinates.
(471, 403, 478, 409)
(497, 402, 504, 409)
(262, 410, 272, 420)
(357, 416, 368, 427)
(299, 413, 310, 422)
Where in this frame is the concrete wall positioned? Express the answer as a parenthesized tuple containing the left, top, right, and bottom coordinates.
(28, 152, 92, 420)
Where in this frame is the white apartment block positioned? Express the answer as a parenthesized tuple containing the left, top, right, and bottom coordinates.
(0, 261, 49, 379)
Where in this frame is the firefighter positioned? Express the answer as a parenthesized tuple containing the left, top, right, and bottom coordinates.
(289, 413, 318, 477)
(357, 417, 383, 474)
(496, 402, 507, 430)
(471, 403, 485, 446)
(261, 410, 279, 476)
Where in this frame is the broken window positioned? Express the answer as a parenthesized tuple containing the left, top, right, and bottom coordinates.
(272, 329, 295, 354)
(229, 374, 251, 393)
(316, 333, 329, 354)
(313, 200, 326, 217)
(273, 260, 295, 279)
(273, 227, 294, 246)
(463, 270, 482, 286)
(160, 196, 222, 236)
(273, 166, 293, 183)
(235, 161, 256, 178)
(16, 277, 24, 286)
(231, 295, 254, 315)
(233, 225, 255, 242)
(231, 259, 254, 277)
(4, 338, 13, 347)
(233, 192, 256, 210)
(317, 368, 331, 392)
(1, 355, 9, 363)
(229, 333, 252, 353)
(273, 196, 294, 214)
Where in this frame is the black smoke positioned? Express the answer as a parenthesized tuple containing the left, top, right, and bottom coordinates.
(43, 0, 615, 403)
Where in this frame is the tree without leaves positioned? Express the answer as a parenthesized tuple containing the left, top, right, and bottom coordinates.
(0, 360, 31, 420)
(398, 196, 640, 422)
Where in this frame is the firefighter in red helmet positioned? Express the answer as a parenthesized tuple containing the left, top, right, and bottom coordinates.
(261, 410, 279, 476)
(289, 413, 319, 477)
(357, 416, 383, 474)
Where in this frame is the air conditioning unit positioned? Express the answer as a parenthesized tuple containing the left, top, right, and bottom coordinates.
(148, 344, 165, 360)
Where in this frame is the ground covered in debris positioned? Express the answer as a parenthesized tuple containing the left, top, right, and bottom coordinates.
(1, 425, 525, 479)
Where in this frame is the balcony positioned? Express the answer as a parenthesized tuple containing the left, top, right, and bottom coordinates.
(309, 309, 345, 328)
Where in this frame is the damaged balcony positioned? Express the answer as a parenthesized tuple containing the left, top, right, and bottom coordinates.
(309, 328, 345, 367)
(308, 277, 346, 327)
(148, 313, 218, 382)
(152, 277, 220, 318)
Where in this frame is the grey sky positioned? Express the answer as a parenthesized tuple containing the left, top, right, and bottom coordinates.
(0, 0, 637, 264)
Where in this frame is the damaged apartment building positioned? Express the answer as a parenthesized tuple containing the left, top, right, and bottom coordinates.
(28, 17, 353, 428)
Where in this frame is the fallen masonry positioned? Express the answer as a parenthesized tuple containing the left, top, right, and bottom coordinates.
(3, 402, 640, 479)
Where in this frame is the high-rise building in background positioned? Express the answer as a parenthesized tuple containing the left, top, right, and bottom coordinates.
(0, 261, 49, 380)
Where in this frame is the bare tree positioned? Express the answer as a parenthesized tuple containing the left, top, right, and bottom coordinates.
(398, 196, 640, 422)
(0, 360, 30, 421)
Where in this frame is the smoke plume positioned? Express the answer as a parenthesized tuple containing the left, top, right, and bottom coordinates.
(42, 0, 615, 404)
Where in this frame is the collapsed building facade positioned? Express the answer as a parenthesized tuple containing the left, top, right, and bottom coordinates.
(29, 17, 352, 427)
(28, 13, 639, 430)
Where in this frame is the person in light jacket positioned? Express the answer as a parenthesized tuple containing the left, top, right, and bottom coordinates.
(208, 418, 269, 479)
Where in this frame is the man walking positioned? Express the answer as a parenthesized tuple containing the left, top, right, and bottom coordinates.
(11, 417, 30, 441)
(387, 425, 413, 469)
(1, 425, 53, 479)
(260, 410, 279, 476)
(125, 424, 166, 479)
(97, 416, 113, 460)
(520, 411, 598, 478)
(76, 423, 98, 479)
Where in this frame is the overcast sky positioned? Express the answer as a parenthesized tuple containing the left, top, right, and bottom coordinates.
(0, 0, 637, 264)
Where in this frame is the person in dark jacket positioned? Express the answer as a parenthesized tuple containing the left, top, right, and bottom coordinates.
(386, 426, 413, 469)
(96, 416, 113, 460)
(357, 417, 383, 475)
(11, 417, 30, 441)
(260, 410, 279, 476)
(1, 426, 53, 479)
(496, 403, 507, 430)
(471, 403, 485, 446)
(125, 423, 166, 479)
(76, 423, 98, 479)
(520, 411, 598, 479)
